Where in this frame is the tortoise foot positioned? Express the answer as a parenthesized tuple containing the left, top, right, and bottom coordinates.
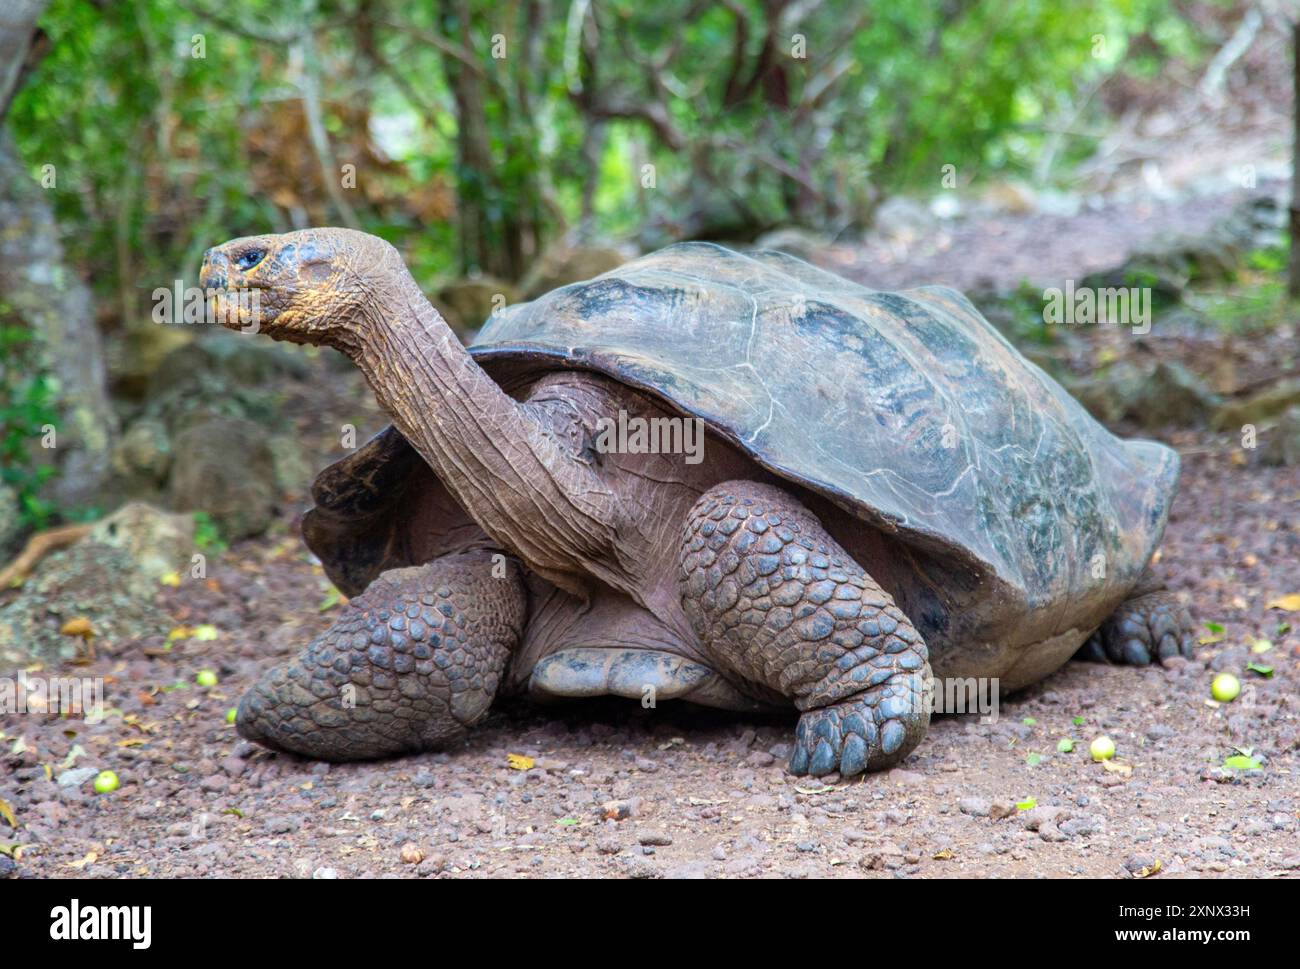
(1078, 588, 1195, 666)
(679, 480, 932, 778)
(789, 678, 929, 776)
(237, 551, 525, 761)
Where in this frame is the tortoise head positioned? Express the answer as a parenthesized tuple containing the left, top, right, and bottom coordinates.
(199, 227, 402, 350)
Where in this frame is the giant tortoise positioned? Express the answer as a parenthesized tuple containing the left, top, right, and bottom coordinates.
(198, 229, 1194, 777)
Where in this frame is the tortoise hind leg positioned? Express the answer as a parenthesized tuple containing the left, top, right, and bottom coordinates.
(237, 550, 526, 760)
(679, 481, 932, 777)
(1075, 568, 1195, 665)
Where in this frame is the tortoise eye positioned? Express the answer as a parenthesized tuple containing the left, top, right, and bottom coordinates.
(236, 248, 267, 271)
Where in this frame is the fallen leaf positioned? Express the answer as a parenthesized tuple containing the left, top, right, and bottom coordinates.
(1135, 859, 1162, 878)
(1267, 594, 1300, 612)
(932, 848, 955, 860)
(0, 797, 15, 828)
(794, 784, 836, 795)
(506, 754, 534, 770)
(1016, 797, 1037, 810)
(66, 851, 98, 869)
(191, 624, 219, 641)
(159, 571, 181, 587)
(1102, 759, 1133, 777)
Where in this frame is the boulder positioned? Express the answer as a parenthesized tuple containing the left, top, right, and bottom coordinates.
(437, 277, 522, 331)
(1068, 360, 1220, 430)
(521, 245, 628, 299)
(1262, 406, 1300, 467)
(88, 501, 195, 582)
(751, 228, 829, 263)
(108, 332, 312, 537)
(1212, 377, 1300, 431)
(168, 414, 279, 541)
(0, 502, 189, 667)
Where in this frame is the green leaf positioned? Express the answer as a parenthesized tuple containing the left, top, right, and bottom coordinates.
(1016, 797, 1037, 811)
(1222, 755, 1262, 771)
(1056, 738, 1074, 753)
(1246, 662, 1273, 677)
(1072, 716, 1085, 726)
(1022, 717, 1036, 726)
(1203, 621, 1225, 634)
(1025, 752, 1042, 766)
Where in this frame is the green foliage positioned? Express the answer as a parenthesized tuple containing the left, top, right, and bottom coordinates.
(192, 511, 227, 553)
(0, 318, 60, 529)
(7, 0, 1203, 310)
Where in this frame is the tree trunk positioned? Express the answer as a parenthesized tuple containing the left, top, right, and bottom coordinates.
(0, 0, 118, 509)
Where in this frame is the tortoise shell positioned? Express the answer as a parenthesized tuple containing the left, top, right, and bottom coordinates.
(306, 243, 1177, 635)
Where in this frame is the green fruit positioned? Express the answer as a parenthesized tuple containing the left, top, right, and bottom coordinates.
(93, 770, 120, 794)
(195, 669, 218, 688)
(1211, 672, 1240, 703)
(226, 707, 237, 724)
(1089, 736, 1116, 761)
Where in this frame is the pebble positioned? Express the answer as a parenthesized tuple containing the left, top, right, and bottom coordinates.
(1022, 806, 1070, 831)
(958, 796, 992, 817)
(264, 816, 301, 835)
(637, 830, 673, 847)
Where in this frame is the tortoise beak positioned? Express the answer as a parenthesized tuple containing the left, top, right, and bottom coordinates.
(199, 247, 229, 290)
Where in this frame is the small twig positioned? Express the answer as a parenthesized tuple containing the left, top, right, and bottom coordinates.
(0, 523, 92, 589)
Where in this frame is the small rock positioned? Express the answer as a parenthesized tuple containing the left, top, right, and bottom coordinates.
(958, 796, 992, 818)
(1038, 822, 1069, 843)
(57, 767, 100, 789)
(400, 843, 425, 865)
(312, 867, 338, 879)
(637, 830, 673, 847)
(1022, 805, 1070, 831)
(1124, 854, 1157, 874)
(264, 816, 300, 835)
(746, 750, 776, 767)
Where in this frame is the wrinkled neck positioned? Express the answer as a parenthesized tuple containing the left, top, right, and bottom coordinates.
(349, 272, 620, 593)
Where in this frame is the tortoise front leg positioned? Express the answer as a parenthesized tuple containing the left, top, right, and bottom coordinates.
(237, 550, 526, 761)
(679, 481, 932, 777)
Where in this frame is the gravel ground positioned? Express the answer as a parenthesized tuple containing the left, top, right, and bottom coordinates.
(1, 413, 1297, 881)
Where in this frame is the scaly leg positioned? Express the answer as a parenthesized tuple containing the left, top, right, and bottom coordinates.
(237, 550, 526, 760)
(680, 481, 932, 777)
